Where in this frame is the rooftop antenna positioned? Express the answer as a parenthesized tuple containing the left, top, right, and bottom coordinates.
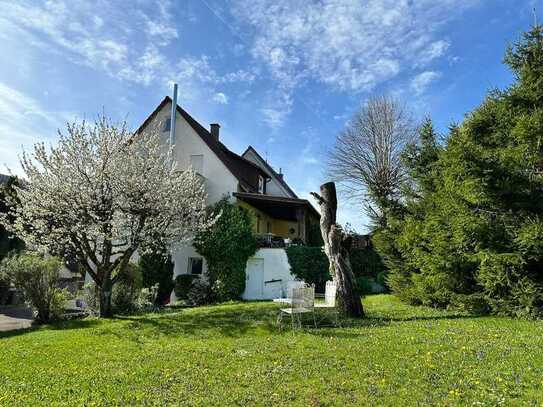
(169, 83, 178, 148)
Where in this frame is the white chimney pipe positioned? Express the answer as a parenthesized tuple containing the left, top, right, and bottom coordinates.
(169, 83, 178, 148)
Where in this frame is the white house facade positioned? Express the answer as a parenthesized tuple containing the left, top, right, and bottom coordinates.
(136, 97, 320, 300)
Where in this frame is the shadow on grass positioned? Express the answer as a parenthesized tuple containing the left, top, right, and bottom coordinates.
(116, 305, 279, 339)
(1, 301, 485, 341)
(0, 317, 105, 339)
(304, 312, 485, 339)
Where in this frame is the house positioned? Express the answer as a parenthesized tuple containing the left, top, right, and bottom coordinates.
(136, 97, 320, 300)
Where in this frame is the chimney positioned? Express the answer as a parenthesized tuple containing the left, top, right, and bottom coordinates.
(278, 168, 284, 180)
(210, 123, 220, 141)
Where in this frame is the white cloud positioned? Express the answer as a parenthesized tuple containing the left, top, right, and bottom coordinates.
(144, 19, 178, 46)
(418, 40, 450, 65)
(0, 0, 258, 101)
(212, 92, 228, 104)
(260, 89, 293, 128)
(410, 71, 441, 95)
(0, 83, 74, 175)
(223, 69, 256, 83)
(261, 108, 289, 129)
(230, 0, 477, 93)
(0, 0, 165, 81)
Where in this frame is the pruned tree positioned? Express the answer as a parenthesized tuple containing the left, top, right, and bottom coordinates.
(328, 96, 415, 227)
(0, 117, 212, 317)
(311, 182, 364, 318)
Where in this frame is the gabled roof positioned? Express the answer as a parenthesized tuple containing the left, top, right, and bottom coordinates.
(136, 97, 267, 192)
(242, 146, 298, 198)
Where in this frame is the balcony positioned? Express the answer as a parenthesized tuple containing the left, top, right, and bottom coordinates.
(255, 233, 304, 248)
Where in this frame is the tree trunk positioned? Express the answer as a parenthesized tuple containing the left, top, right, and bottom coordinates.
(311, 182, 364, 318)
(99, 277, 113, 318)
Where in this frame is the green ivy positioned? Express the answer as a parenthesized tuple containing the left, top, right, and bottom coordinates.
(193, 198, 257, 302)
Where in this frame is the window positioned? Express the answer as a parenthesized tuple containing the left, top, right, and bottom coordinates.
(190, 154, 204, 174)
(256, 215, 261, 233)
(267, 221, 272, 233)
(188, 257, 203, 275)
(258, 175, 264, 194)
(162, 117, 171, 132)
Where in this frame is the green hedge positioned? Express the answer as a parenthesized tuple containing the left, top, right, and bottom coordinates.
(286, 245, 387, 293)
(350, 247, 386, 279)
(285, 246, 330, 292)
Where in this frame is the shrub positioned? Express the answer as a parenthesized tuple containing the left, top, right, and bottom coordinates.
(350, 246, 386, 278)
(174, 274, 197, 300)
(111, 263, 144, 314)
(134, 284, 159, 312)
(449, 293, 489, 315)
(84, 263, 152, 315)
(83, 266, 157, 315)
(82, 282, 99, 314)
(194, 198, 257, 302)
(477, 252, 543, 318)
(0, 252, 67, 323)
(186, 276, 212, 306)
(376, 271, 388, 290)
(355, 276, 373, 295)
(285, 246, 330, 292)
(139, 250, 174, 305)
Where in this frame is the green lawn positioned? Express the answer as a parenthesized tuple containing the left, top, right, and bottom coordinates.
(1, 295, 543, 406)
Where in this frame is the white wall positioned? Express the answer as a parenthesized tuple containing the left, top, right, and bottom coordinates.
(143, 102, 240, 298)
(242, 248, 296, 300)
(149, 102, 239, 205)
(171, 245, 208, 278)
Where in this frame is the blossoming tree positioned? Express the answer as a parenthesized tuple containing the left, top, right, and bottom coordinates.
(1, 117, 211, 317)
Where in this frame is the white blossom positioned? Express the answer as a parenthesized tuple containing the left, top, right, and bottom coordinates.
(1, 116, 213, 314)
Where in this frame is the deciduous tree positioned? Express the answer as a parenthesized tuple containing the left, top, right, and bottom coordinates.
(1, 117, 211, 317)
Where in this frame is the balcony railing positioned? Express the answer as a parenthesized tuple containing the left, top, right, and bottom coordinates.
(255, 234, 304, 248)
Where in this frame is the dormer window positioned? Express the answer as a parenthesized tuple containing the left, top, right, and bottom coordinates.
(258, 175, 264, 194)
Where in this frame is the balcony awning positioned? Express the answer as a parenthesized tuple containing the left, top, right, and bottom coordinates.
(233, 192, 320, 221)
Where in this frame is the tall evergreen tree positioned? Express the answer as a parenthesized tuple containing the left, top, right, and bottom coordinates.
(383, 25, 543, 317)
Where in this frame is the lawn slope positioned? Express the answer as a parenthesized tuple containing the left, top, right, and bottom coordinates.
(1, 295, 542, 406)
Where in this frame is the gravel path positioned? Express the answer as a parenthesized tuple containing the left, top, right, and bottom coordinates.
(0, 306, 33, 332)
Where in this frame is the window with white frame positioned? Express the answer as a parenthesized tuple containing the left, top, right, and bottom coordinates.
(258, 175, 264, 193)
(190, 154, 204, 174)
(188, 257, 203, 275)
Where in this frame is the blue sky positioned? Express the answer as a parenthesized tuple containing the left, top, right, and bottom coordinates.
(0, 0, 538, 231)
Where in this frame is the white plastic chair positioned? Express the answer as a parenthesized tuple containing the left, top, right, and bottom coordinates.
(277, 285, 316, 330)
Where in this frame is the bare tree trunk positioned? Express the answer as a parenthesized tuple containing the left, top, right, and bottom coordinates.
(312, 182, 364, 318)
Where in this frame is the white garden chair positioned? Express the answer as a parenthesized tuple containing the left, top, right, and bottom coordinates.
(315, 281, 340, 327)
(277, 285, 316, 330)
(273, 280, 305, 305)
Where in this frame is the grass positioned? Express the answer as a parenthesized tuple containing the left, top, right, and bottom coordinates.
(1, 295, 543, 406)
